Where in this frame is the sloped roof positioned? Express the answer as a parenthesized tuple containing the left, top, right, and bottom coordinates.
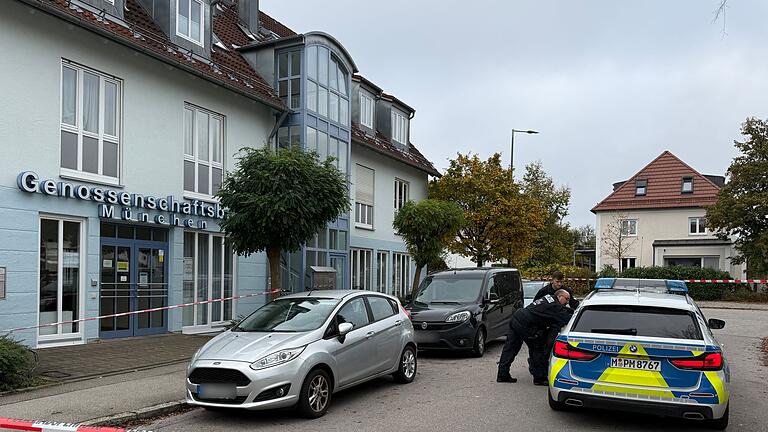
(591, 151, 722, 212)
(24, 0, 286, 110)
(351, 123, 440, 177)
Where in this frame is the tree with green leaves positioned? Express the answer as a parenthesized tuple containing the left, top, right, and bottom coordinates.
(217, 146, 349, 296)
(706, 117, 768, 276)
(429, 153, 545, 267)
(393, 199, 465, 298)
(520, 161, 573, 268)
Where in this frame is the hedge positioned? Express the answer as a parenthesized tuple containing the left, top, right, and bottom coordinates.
(619, 266, 748, 301)
(0, 335, 38, 392)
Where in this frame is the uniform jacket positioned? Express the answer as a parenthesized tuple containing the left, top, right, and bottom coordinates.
(510, 294, 573, 338)
(534, 282, 580, 309)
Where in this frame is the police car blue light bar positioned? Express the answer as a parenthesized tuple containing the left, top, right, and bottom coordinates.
(593, 278, 616, 289)
(665, 279, 689, 293)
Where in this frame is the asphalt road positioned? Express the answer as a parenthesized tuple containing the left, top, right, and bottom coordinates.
(143, 308, 768, 432)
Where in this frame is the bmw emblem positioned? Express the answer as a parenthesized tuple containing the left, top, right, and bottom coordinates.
(421, 322, 428, 330)
(629, 345, 638, 353)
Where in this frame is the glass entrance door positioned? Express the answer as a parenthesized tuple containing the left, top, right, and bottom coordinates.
(99, 224, 168, 339)
(329, 254, 346, 290)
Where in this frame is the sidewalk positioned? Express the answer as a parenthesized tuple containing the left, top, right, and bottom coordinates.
(697, 300, 768, 310)
(0, 333, 212, 425)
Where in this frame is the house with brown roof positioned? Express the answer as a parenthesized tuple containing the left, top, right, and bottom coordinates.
(592, 151, 744, 278)
(0, 0, 439, 347)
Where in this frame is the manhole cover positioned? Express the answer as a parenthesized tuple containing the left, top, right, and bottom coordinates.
(40, 371, 71, 379)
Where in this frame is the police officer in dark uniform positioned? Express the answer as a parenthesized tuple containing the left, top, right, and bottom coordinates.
(496, 289, 574, 383)
(527, 271, 580, 384)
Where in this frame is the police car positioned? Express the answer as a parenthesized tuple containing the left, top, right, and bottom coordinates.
(547, 278, 730, 430)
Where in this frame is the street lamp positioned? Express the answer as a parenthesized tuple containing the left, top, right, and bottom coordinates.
(510, 129, 539, 173)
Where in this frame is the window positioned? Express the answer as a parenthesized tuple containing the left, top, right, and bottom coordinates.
(60, 62, 121, 182)
(182, 232, 234, 326)
(620, 219, 637, 236)
(392, 253, 412, 299)
(306, 46, 348, 126)
(336, 298, 370, 330)
(572, 306, 702, 340)
(394, 178, 409, 213)
(351, 248, 372, 290)
(392, 110, 407, 144)
(39, 218, 83, 337)
(682, 177, 694, 194)
(635, 179, 647, 196)
(184, 105, 224, 197)
(355, 164, 375, 229)
(367, 296, 396, 321)
(277, 51, 301, 110)
(376, 251, 388, 293)
(360, 92, 375, 128)
(177, 0, 204, 45)
(689, 217, 706, 235)
(620, 257, 637, 271)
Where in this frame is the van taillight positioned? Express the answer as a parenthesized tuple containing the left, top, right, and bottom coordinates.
(670, 352, 723, 371)
(553, 340, 599, 361)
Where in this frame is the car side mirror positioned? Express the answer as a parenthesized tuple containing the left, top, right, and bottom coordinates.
(338, 322, 354, 337)
(708, 318, 725, 330)
(488, 293, 500, 304)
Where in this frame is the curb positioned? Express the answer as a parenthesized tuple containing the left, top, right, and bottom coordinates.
(699, 305, 768, 311)
(83, 400, 190, 427)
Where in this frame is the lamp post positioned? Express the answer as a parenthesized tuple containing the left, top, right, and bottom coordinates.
(506, 128, 539, 268)
(510, 129, 539, 174)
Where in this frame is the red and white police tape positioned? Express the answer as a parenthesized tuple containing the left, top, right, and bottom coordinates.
(0, 418, 151, 432)
(562, 277, 767, 284)
(0, 289, 280, 335)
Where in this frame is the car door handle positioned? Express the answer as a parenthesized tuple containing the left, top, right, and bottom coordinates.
(365, 331, 375, 339)
(394, 320, 402, 327)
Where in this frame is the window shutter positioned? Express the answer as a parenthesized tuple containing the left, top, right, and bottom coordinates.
(356, 165, 374, 205)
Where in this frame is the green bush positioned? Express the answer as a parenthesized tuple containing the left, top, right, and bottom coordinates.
(618, 266, 747, 301)
(0, 335, 38, 392)
(598, 265, 619, 278)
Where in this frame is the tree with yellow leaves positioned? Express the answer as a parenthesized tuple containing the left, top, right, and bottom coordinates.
(429, 153, 546, 267)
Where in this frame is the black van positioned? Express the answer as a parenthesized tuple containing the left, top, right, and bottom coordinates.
(406, 268, 523, 357)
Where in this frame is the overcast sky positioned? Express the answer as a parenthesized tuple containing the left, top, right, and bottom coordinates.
(262, 0, 768, 228)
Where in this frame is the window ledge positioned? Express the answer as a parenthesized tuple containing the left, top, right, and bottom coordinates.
(60, 169, 122, 188)
(184, 192, 220, 204)
(355, 224, 374, 231)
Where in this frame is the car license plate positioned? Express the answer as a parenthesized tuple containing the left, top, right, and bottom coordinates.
(197, 384, 237, 400)
(610, 357, 661, 372)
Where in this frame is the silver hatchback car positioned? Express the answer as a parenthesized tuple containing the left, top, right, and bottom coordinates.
(186, 290, 417, 418)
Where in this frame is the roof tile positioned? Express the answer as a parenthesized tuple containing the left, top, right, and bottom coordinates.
(351, 123, 440, 177)
(591, 151, 721, 212)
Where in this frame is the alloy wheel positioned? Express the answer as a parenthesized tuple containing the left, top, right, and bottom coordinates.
(308, 375, 329, 413)
(403, 349, 416, 379)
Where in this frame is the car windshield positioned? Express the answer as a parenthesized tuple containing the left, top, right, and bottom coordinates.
(571, 305, 703, 340)
(235, 297, 340, 333)
(414, 277, 483, 305)
(523, 282, 544, 299)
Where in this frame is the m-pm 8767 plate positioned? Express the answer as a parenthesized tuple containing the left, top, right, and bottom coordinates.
(609, 357, 661, 372)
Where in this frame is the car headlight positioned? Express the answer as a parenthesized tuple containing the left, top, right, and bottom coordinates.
(446, 311, 471, 323)
(250, 346, 306, 370)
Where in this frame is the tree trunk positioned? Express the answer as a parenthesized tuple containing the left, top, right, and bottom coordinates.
(410, 265, 423, 301)
(267, 246, 281, 300)
(476, 257, 483, 267)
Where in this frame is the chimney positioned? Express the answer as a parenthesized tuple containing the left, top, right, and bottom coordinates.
(238, 0, 259, 34)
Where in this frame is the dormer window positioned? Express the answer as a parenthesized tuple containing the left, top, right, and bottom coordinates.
(682, 177, 694, 194)
(392, 111, 407, 144)
(635, 179, 647, 196)
(360, 92, 375, 128)
(177, 0, 204, 46)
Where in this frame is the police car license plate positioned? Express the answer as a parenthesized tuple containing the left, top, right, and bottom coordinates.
(610, 357, 661, 372)
(197, 384, 236, 400)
